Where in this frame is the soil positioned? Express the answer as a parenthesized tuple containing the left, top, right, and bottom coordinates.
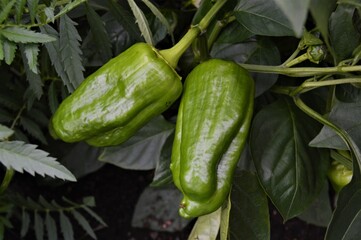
(7, 164, 326, 240)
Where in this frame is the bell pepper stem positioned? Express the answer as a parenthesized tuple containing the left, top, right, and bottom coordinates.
(159, 0, 227, 68)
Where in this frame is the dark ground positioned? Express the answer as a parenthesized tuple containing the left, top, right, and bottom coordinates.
(7, 164, 326, 240)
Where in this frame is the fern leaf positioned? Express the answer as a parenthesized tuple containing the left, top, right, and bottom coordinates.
(15, 0, 26, 23)
(3, 39, 17, 65)
(40, 25, 74, 92)
(54, 0, 86, 19)
(0, 141, 76, 181)
(20, 209, 30, 238)
(20, 45, 43, 99)
(48, 81, 59, 114)
(0, 0, 16, 24)
(27, 0, 39, 23)
(127, 0, 154, 45)
(34, 211, 44, 240)
(82, 206, 107, 227)
(45, 212, 57, 240)
(1, 27, 56, 43)
(59, 14, 84, 89)
(60, 211, 74, 240)
(0, 124, 13, 140)
(142, 0, 174, 43)
(38, 196, 56, 210)
(23, 43, 39, 74)
(85, 3, 112, 62)
(71, 210, 96, 239)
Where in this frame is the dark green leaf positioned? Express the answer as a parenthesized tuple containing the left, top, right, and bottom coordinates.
(3, 39, 17, 65)
(54, 0, 86, 19)
(310, 100, 361, 150)
(99, 115, 174, 170)
(39, 196, 56, 210)
(82, 196, 95, 207)
(27, 0, 39, 23)
(228, 170, 270, 240)
(0, 37, 4, 61)
(60, 211, 73, 240)
(0, 0, 16, 24)
(44, 7, 55, 22)
(234, 0, 294, 36)
(215, 21, 253, 44)
(127, 0, 153, 45)
(273, 0, 310, 37)
(20, 208, 30, 237)
(20, 116, 47, 144)
(20, 49, 43, 99)
(15, 0, 26, 23)
(250, 98, 329, 220)
(59, 14, 84, 89)
(1, 27, 56, 43)
(81, 206, 107, 227)
(45, 212, 57, 240)
(329, 4, 361, 63)
(71, 210, 96, 239)
(23, 43, 39, 74)
(85, 3, 112, 62)
(47, 81, 59, 114)
(34, 211, 44, 240)
(0, 108, 13, 123)
(40, 25, 74, 92)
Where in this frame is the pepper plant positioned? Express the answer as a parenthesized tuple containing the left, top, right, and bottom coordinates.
(1, 0, 361, 239)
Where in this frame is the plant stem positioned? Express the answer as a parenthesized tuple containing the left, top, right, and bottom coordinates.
(284, 53, 309, 67)
(281, 48, 302, 66)
(159, 0, 227, 68)
(0, 169, 14, 195)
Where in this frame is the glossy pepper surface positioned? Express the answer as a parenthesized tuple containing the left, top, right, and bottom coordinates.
(51, 43, 182, 147)
(171, 59, 254, 218)
(328, 160, 353, 192)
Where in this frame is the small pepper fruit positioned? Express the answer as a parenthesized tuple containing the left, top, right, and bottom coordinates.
(327, 160, 353, 192)
(170, 59, 254, 218)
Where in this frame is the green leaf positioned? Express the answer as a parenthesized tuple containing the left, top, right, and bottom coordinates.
(71, 210, 96, 239)
(85, 3, 112, 62)
(40, 25, 74, 92)
(310, 100, 361, 150)
(81, 206, 107, 227)
(54, 0, 86, 19)
(220, 196, 231, 240)
(45, 212, 57, 240)
(0, 141, 76, 181)
(23, 43, 39, 74)
(188, 208, 221, 240)
(127, 0, 153, 45)
(227, 170, 270, 240)
(0, 27, 56, 43)
(15, 0, 26, 23)
(329, 4, 361, 63)
(0, 0, 16, 24)
(99, 115, 174, 170)
(0, 124, 13, 140)
(44, 7, 55, 22)
(215, 21, 253, 44)
(309, 0, 337, 50)
(59, 14, 84, 89)
(60, 211, 73, 240)
(273, 0, 310, 37)
(20, 209, 30, 237)
(19, 116, 47, 144)
(0, 108, 13, 123)
(234, 0, 294, 36)
(250, 98, 329, 220)
(47, 81, 59, 114)
(27, 0, 39, 23)
(3, 39, 17, 65)
(0, 37, 4, 61)
(34, 211, 44, 240)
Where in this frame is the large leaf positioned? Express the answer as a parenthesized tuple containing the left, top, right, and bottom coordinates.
(99, 115, 174, 170)
(0, 27, 56, 43)
(329, 4, 361, 63)
(188, 208, 222, 240)
(0, 141, 76, 181)
(250, 98, 329, 220)
(310, 100, 361, 150)
(234, 0, 294, 37)
(227, 170, 270, 240)
(131, 186, 190, 232)
(273, 0, 310, 37)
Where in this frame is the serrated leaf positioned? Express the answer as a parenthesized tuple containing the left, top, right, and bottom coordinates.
(27, 0, 39, 23)
(234, 0, 294, 36)
(0, 0, 16, 24)
(44, 7, 55, 22)
(54, 0, 86, 19)
(0, 141, 76, 181)
(23, 43, 39, 74)
(3, 39, 17, 65)
(0, 27, 56, 43)
(15, 0, 26, 23)
(99, 115, 174, 170)
(71, 210, 96, 239)
(34, 211, 44, 240)
(82, 197, 95, 207)
(45, 212, 57, 240)
(59, 14, 84, 89)
(60, 211, 73, 240)
(20, 209, 30, 237)
(127, 0, 153, 45)
(20, 116, 47, 144)
(81, 206, 107, 227)
(40, 25, 74, 92)
(188, 208, 221, 240)
(0, 124, 13, 140)
(250, 98, 329, 220)
(39, 196, 56, 210)
(85, 3, 112, 62)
